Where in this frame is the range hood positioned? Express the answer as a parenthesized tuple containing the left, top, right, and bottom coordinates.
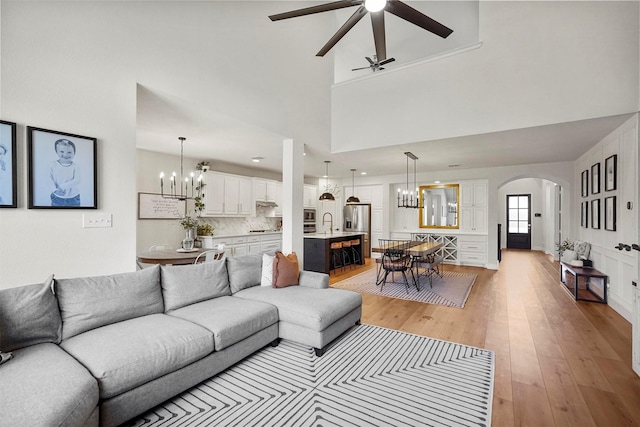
(256, 201, 278, 208)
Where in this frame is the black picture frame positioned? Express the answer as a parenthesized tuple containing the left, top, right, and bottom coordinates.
(605, 154, 617, 191)
(605, 196, 616, 231)
(0, 120, 17, 208)
(27, 126, 97, 209)
(591, 162, 600, 195)
(591, 199, 600, 229)
(581, 201, 589, 228)
(581, 170, 589, 197)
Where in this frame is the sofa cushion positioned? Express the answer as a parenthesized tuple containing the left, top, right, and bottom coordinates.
(55, 265, 164, 340)
(169, 296, 278, 350)
(272, 251, 299, 288)
(60, 313, 213, 400)
(0, 343, 98, 427)
(227, 254, 262, 293)
(161, 260, 231, 312)
(233, 286, 362, 331)
(0, 275, 62, 351)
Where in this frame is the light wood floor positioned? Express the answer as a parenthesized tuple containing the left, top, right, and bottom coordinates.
(329, 249, 640, 426)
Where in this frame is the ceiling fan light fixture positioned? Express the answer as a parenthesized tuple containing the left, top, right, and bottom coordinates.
(365, 0, 386, 13)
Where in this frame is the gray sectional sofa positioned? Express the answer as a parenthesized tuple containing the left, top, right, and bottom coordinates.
(0, 254, 362, 427)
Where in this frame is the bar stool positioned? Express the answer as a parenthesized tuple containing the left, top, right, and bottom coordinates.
(330, 241, 344, 274)
(349, 239, 362, 266)
(341, 240, 353, 270)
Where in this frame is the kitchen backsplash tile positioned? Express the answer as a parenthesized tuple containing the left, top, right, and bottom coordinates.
(201, 209, 279, 235)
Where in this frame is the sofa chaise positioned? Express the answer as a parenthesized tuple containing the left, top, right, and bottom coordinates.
(0, 253, 362, 427)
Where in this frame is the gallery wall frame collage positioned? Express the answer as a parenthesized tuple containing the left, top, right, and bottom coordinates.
(581, 154, 617, 231)
(0, 120, 97, 210)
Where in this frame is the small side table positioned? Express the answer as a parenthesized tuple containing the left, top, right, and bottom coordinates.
(559, 262, 608, 303)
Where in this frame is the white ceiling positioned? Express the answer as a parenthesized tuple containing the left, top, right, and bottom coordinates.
(135, 1, 638, 180)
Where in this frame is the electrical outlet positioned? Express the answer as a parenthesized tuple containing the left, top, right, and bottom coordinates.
(82, 214, 112, 228)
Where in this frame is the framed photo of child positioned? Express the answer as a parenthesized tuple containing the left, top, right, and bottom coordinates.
(0, 120, 17, 208)
(27, 126, 97, 209)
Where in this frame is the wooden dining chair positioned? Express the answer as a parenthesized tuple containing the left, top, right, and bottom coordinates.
(193, 250, 225, 264)
(378, 239, 416, 293)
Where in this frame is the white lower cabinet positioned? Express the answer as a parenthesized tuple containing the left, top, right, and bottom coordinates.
(457, 235, 487, 266)
(213, 234, 282, 257)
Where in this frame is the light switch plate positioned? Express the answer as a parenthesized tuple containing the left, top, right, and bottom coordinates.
(83, 213, 112, 228)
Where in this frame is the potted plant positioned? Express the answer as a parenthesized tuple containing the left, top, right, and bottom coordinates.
(179, 214, 199, 250)
(196, 161, 210, 173)
(557, 238, 575, 262)
(197, 223, 215, 248)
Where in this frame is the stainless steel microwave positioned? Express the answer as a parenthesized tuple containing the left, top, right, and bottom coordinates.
(304, 209, 316, 223)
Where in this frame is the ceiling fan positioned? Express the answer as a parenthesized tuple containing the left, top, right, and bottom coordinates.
(268, 0, 453, 61)
(352, 55, 395, 72)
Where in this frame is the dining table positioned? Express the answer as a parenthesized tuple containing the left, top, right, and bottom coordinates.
(372, 240, 443, 258)
(136, 248, 223, 266)
(372, 240, 444, 286)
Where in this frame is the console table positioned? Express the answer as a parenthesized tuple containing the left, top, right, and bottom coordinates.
(559, 262, 607, 303)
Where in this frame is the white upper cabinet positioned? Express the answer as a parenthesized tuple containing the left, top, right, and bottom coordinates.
(275, 182, 283, 216)
(460, 181, 488, 233)
(203, 172, 253, 217)
(254, 178, 277, 203)
(303, 185, 317, 208)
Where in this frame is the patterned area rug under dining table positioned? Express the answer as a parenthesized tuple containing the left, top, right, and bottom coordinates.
(129, 324, 494, 427)
(332, 268, 477, 308)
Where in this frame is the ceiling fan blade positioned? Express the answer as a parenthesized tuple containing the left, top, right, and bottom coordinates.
(269, 0, 362, 21)
(370, 11, 386, 61)
(316, 6, 368, 57)
(379, 57, 395, 66)
(385, 0, 453, 39)
(365, 56, 375, 65)
(352, 66, 370, 71)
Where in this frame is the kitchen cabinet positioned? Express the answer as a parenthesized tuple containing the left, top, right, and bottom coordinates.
(460, 181, 487, 233)
(343, 185, 383, 209)
(203, 172, 252, 217)
(212, 233, 282, 257)
(303, 185, 317, 208)
(458, 235, 487, 266)
(254, 179, 277, 203)
(274, 182, 283, 217)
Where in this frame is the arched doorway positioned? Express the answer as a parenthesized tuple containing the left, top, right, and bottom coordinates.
(498, 177, 565, 259)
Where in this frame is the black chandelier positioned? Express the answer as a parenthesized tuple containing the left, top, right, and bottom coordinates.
(159, 137, 203, 201)
(397, 151, 423, 209)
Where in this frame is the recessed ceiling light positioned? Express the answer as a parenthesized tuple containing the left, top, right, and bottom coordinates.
(360, 172, 367, 175)
(434, 180, 441, 184)
(251, 156, 264, 163)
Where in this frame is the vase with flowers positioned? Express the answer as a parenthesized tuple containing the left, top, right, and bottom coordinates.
(179, 215, 199, 250)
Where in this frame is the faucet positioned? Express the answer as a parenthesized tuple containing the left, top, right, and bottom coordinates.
(322, 212, 333, 234)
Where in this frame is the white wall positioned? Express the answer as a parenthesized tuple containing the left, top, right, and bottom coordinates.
(575, 115, 639, 321)
(332, 1, 639, 153)
(0, 1, 331, 289)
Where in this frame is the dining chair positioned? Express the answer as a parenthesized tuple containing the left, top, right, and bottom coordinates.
(378, 239, 416, 293)
(193, 250, 225, 264)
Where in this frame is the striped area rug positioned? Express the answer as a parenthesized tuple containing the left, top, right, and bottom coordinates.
(332, 269, 477, 308)
(130, 324, 494, 427)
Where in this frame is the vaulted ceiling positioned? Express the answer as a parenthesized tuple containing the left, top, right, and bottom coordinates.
(136, 1, 639, 179)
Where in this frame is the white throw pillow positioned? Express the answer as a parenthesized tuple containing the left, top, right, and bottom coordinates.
(261, 253, 275, 287)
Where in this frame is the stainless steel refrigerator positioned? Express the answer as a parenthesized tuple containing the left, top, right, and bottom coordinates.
(343, 203, 371, 258)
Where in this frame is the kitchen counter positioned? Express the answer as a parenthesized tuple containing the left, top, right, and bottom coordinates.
(303, 232, 365, 274)
(209, 231, 282, 238)
(303, 231, 364, 239)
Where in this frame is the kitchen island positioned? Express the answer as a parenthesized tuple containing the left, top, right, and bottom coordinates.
(303, 232, 365, 274)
